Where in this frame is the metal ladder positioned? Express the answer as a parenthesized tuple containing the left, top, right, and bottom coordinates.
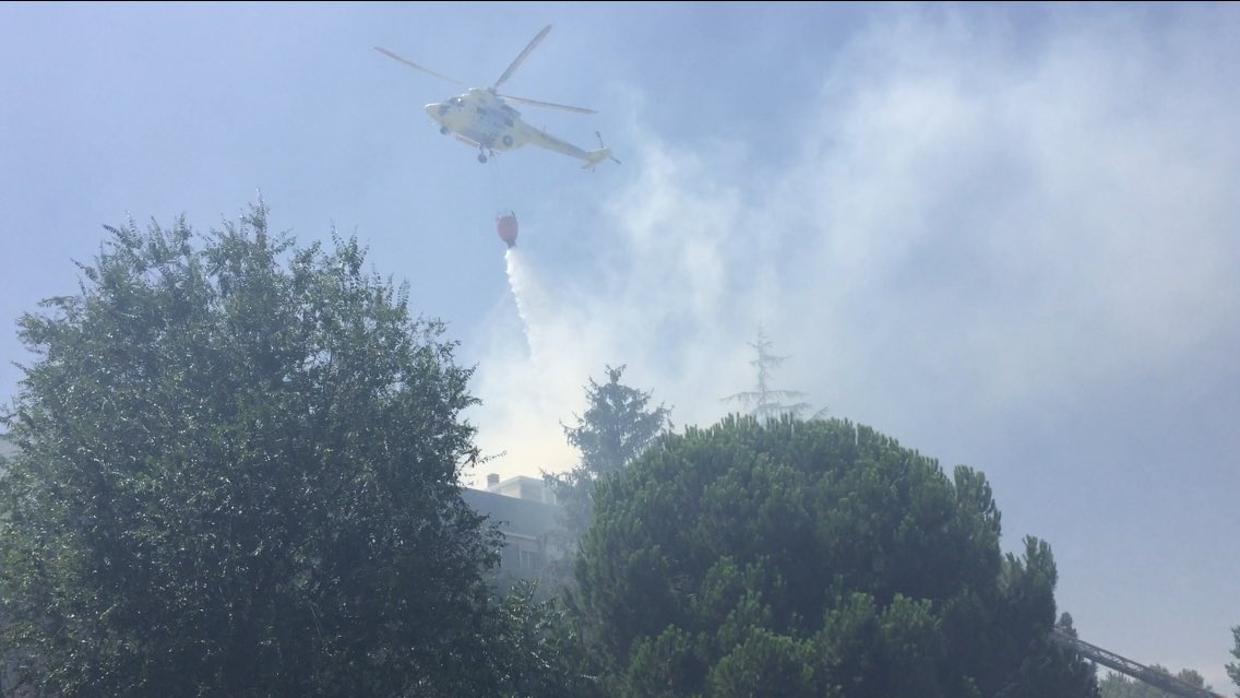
(1050, 628, 1225, 698)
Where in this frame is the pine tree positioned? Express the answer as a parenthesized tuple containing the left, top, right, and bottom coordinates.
(571, 416, 1099, 697)
(544, 366, 670, 562)
(1227, 625, 1239, 695)
(722, 328, 824, 422)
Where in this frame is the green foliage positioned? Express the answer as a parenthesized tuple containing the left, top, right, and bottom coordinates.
(563, 365, 671, 479)
(707, 627, 819, 698)
(1229, 625, 1240, 696)
(1230, 627, 1240, 698)
(475, 581, 599, 698)
(0, 205, 561, 696)
(546, 365, 670, 554)
(572, 415, 1098, 697)
(1098, 666, 1213, 698)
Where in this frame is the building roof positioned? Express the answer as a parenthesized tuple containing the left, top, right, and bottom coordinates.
(461, 487, 559, 539)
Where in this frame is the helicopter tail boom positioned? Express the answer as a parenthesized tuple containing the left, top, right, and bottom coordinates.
(582, 131, 621, 169)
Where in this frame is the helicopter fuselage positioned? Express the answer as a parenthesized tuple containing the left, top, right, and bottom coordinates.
(425, 88, 524, 153)
(374, 24, 616, 168)
(422, 88, 617, 168)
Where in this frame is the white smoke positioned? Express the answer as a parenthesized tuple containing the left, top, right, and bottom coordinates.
(472, 8, 1240, 479)
(466, 6, 1240, 686)
(473, 241, 621, 479)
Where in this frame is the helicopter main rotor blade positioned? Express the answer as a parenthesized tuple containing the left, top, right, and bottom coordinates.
(499, 93, 597, 114)
(493, 24, 552, 90)
(373, 46, 465, 86)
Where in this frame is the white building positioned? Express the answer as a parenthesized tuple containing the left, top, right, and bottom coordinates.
(461, 474, 564, 585)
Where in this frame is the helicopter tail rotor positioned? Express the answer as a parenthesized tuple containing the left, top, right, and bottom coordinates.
(583, 132, 621, 170)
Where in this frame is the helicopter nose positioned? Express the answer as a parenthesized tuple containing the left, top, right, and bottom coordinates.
(424, 103, 442, 121)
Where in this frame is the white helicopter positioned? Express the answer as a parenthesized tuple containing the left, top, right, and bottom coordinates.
(375, 25, 620, 169)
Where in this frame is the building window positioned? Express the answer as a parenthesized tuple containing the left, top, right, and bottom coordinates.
(518, 548, 543, 570)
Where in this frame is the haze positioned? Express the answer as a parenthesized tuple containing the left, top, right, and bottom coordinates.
(1, 1, 1237, 689)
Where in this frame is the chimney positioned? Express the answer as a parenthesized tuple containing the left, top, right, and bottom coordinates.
(486, 473, 500, 489)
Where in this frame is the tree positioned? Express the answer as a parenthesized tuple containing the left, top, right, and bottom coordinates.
(471, 581, 597, 698)
(1099, 667, 1214, 698)
(0, 204, 565, 696)
(545, 365, 671, 551)
(572, 415, 1098, 697)
(722, 328, 823, 423)
(1229, 625, 1240, 696)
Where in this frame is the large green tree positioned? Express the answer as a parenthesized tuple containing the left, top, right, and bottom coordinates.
(0, 206, 564, 696)
(546, 365, 671, 550)
(572, 415, 1097, 697)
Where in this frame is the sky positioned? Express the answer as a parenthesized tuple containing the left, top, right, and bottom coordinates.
(2, 1, 1238, 688)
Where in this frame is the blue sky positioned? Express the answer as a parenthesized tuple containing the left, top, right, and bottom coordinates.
(2, 1, 1238, 687)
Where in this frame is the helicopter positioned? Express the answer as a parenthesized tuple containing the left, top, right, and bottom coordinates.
(375, 25, 620, 169)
